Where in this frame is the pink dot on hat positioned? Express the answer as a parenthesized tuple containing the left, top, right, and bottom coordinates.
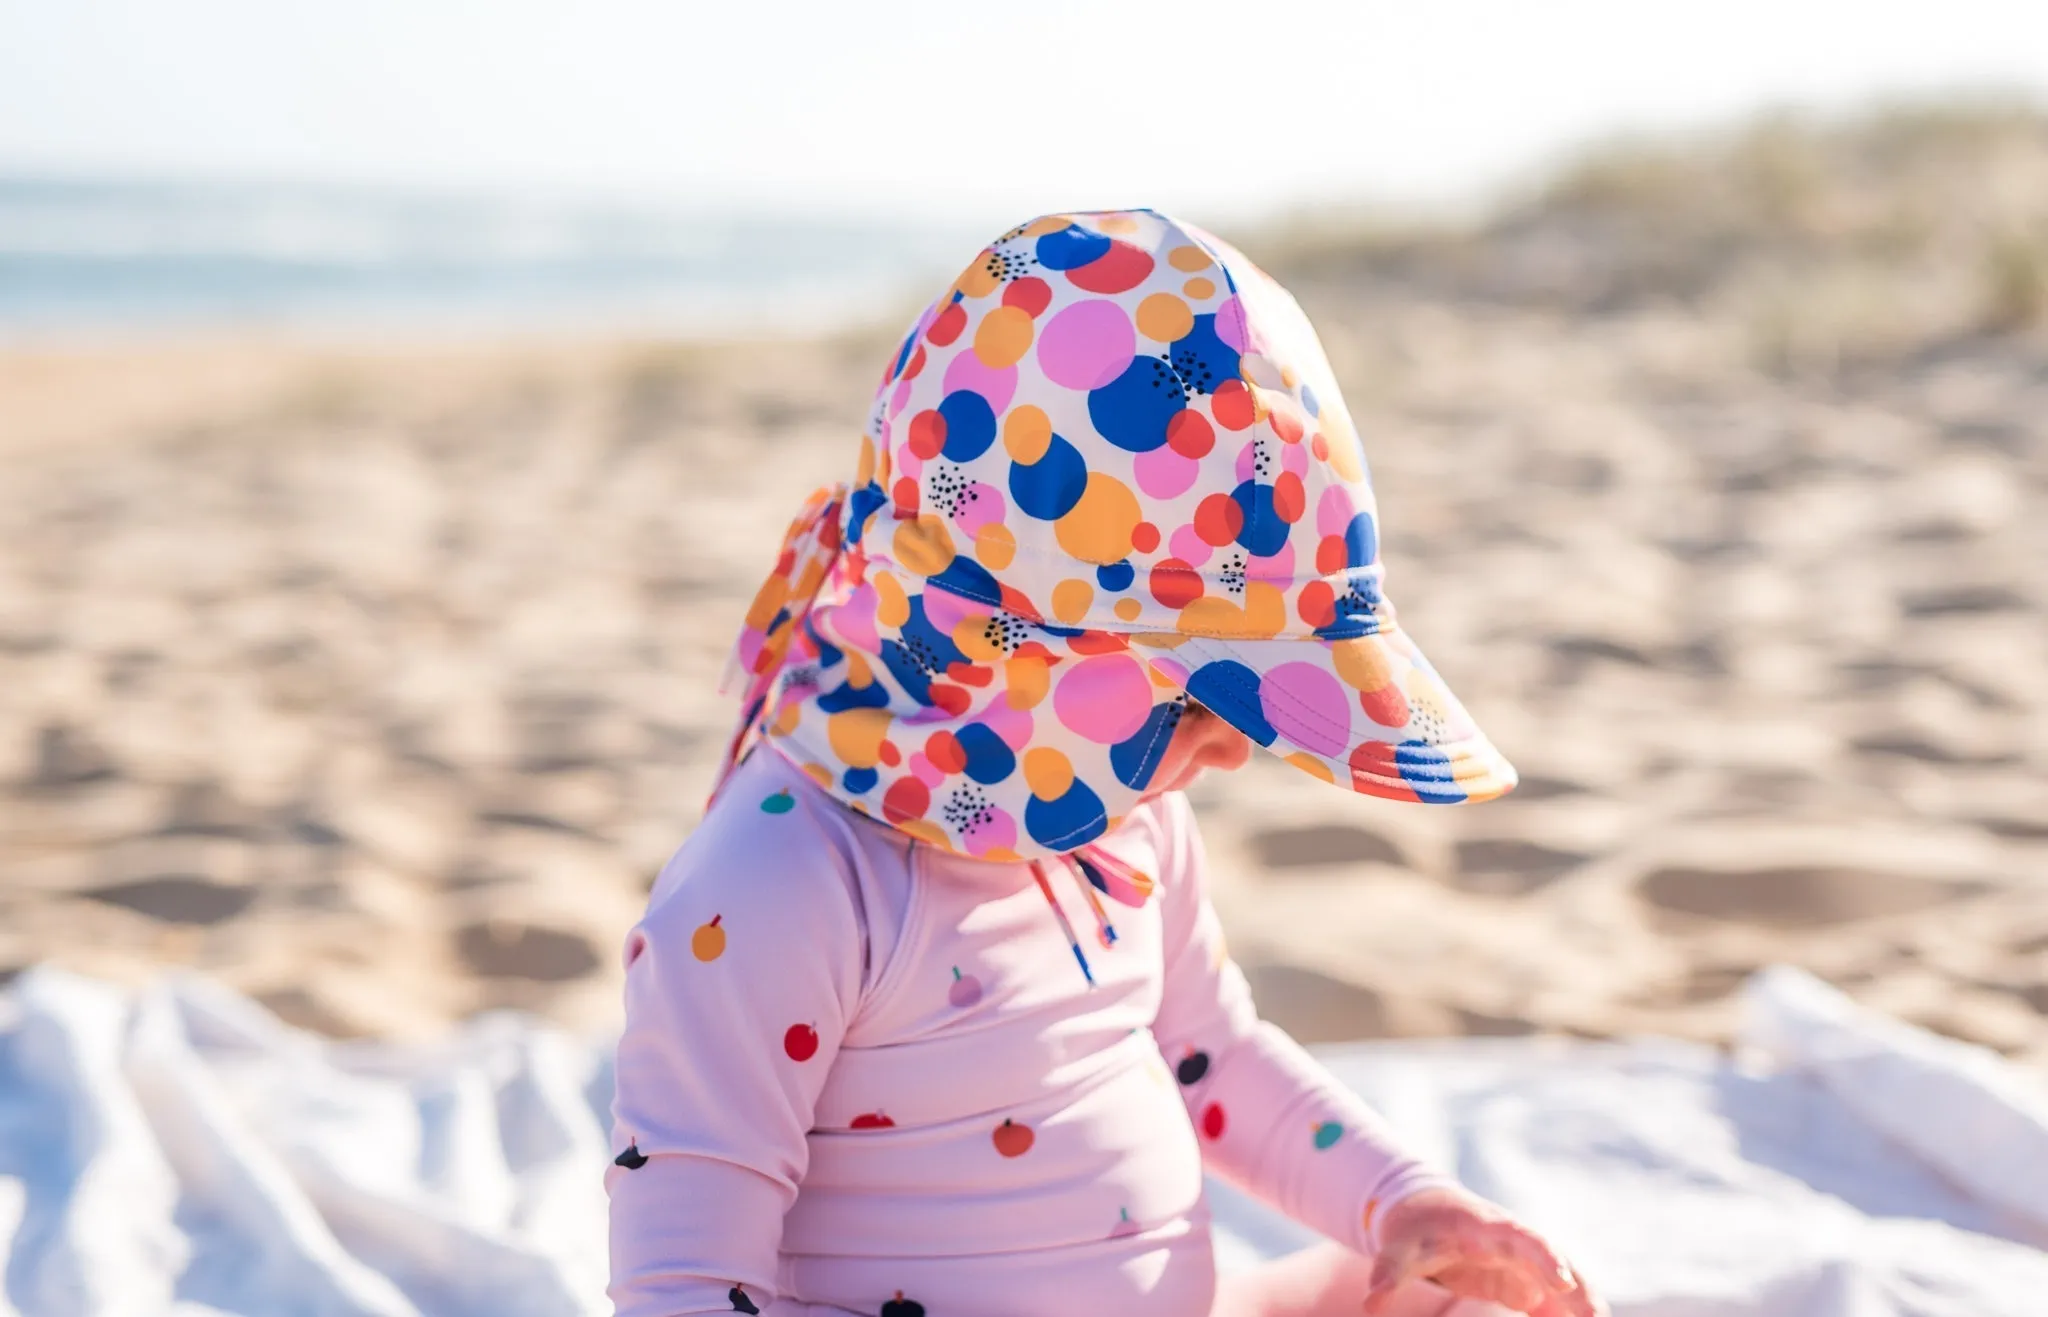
(953, 483, 1006, 536)
(1133, 444, 1201, 499)
(1038, 299, 1137, 391)
(1258, 662, 1352, 758)
(942, 351, 1017, 415)
(1053, 654, 1153, 744)
(1169, 523, 1214, 568)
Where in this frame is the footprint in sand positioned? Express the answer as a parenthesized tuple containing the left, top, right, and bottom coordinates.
(81, 875, 257, 925)
(1450, 839, 1589, 896)
(1247, 824, 1406, 872)
(1637, 865, 1991, 930)
(454, 920, 603, 982)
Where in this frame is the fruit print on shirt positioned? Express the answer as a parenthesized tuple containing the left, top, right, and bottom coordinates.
(947, 965, 983, 1008)
(784, 1023, 820, 1062)
(992, 1118, 1034, 1157)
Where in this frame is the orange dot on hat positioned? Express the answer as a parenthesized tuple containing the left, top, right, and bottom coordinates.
(975, 522, 1017, 569)
(1051, 578, 1094, 624)
(1136, 293, 1194, 343)
(1183, 276, 1216, 299)
(895, 514, 957, 576)
(1003, 404, 1053, 463)
(1054, 474, 1141, 565)
(1168, 244, 1212, 272)
(975, 305, 1035, 369)
(1113, 598, 1142, 622)
(1023, 746, 1075, 799)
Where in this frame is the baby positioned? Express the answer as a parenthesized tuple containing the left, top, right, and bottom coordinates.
(607, 211, 1603, 1317)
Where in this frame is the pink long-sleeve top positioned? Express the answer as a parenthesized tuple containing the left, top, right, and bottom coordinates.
(607, 747, 1451, 1316)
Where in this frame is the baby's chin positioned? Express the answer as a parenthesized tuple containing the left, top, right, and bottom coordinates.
(1139, 764, 1206, 801)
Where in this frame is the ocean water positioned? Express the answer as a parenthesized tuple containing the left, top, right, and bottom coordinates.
(0, 178, 981, 336)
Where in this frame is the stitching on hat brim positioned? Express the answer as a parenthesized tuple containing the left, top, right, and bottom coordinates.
(1158, 633, 1515, 798)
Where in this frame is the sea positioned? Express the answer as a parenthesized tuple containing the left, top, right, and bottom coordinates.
(0, 177, 984, 337)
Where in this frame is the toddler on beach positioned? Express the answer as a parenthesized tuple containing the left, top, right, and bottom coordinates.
(607, 211, 1604, 1317)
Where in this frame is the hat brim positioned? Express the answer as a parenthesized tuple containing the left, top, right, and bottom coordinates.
(1137, 625, 1517, 805)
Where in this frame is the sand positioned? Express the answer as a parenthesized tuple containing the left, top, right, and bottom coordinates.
(4, 113, 2047, 1063)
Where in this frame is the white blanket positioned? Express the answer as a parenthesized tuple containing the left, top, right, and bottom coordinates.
(2, 965, 2043, 1317)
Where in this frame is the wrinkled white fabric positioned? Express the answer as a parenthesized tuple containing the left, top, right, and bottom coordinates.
(2, 966, 2044, 1317)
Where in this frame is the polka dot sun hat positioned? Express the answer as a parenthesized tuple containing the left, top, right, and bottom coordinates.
(718, 209, 1517, 871)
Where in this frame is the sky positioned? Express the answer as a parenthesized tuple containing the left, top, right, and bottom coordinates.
(5, 0, 2048, 227)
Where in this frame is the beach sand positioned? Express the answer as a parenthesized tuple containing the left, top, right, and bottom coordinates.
(5, 113, 2046, 1063)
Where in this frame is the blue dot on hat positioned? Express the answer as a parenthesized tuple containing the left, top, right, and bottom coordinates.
(937, 390, 997, 463)
(1184, 660, 1277, 746)
(1024, 777, 1107, 849)
(1087, 357, 1184, 453)
(1230, 481, 1291, 557)
(1109, 702, 1180, 789)
(1035, 224, 1112, 271)
(1167, 315, 1241, 396)
(1343, 510, 1378, 567)
(954, 722, 1017, 785)
(1009, 433, 1089, 520)
(1095, 560, 1135, 592)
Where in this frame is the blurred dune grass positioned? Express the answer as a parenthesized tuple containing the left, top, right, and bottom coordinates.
(2, 103, 2045, 1058)
(1263, 100, 2048, 364)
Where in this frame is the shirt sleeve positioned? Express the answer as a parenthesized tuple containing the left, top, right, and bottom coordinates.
(606, 801, 868, 1317)
(1147, 793, 1459, 1254)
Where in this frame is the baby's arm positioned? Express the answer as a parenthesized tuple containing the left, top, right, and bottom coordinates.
(1147, 794, 1458, 1256)
(607, 821, 866, 1317)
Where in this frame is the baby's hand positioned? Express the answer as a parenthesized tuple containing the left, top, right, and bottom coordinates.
(1364, 1186, 1605, 1317)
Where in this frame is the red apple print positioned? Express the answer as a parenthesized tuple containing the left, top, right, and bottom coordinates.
(948, 965, 984, 1009)
(992, 1118, 1035, 1158)
(879, 1293, 925, 1317)
(613, 1141, 648, 1170)
(849, 1111, 896, 1130)
(1109, 1206, 1141, 1238)
(783, 1023, 819, 1062)
(729, 1283, 760, 1314)
(1200, 1102, 1226, 1140)
(1175, 1047, 1210, 1086)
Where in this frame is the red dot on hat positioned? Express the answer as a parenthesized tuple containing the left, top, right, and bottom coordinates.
(1273, 473, 1306, 523)
(1002, 276, 1052, 317)
(1194, 493, 1244, 546)
(1212, 379, 1255, 431)
(928, 303, 966, 346)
